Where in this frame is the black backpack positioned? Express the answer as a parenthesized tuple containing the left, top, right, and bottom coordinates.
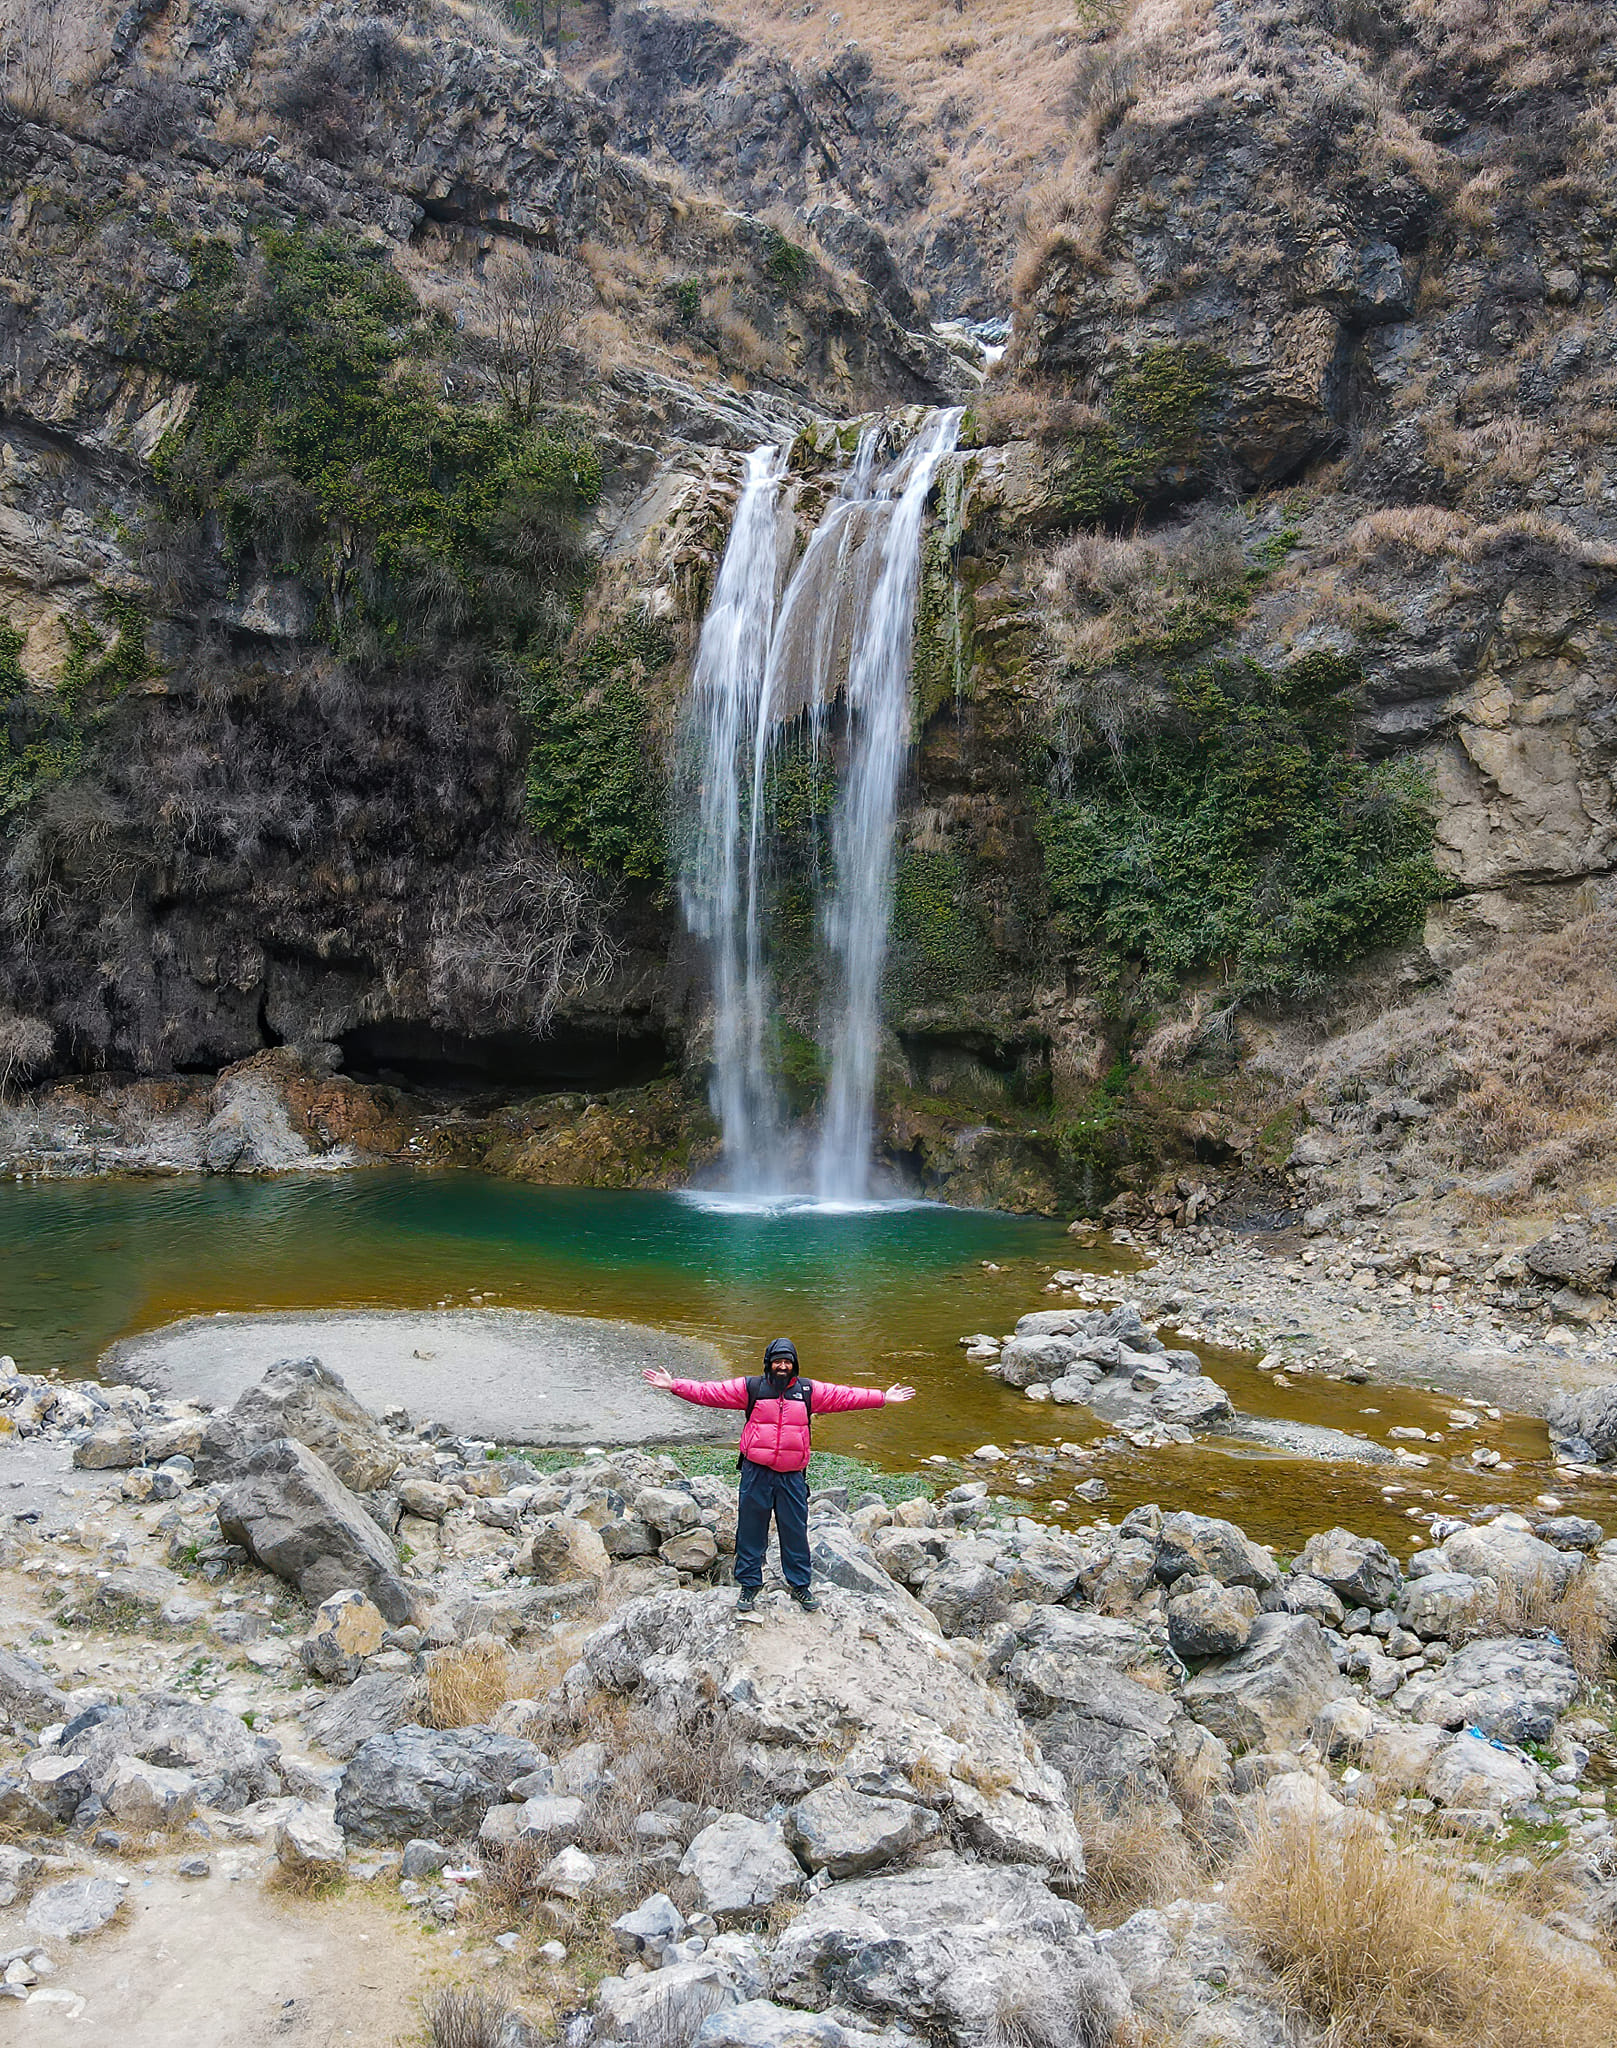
(738, 1374, 812, 1471)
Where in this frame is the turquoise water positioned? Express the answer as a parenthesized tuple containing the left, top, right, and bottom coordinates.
(2, 1169, 1605, 1547)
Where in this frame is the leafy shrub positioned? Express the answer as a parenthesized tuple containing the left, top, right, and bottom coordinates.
(1061, 344, 1225, 525)
(1036, 650, 1447, 1002)
(762, 228, 810, 293)
(0, 600, 152, 823)
(143, 226, 601, 669)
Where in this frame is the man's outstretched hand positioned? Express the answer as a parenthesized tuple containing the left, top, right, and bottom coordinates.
(884, 1384, 917, 1402)
(643, 1369, 676, 1391)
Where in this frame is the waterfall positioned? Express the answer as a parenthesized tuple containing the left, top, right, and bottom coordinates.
(680, 409, 962, 1201)
(676, 443, 789, 1194)
(814, 407, 963, 1200)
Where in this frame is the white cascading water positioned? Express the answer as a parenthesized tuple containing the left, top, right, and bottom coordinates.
(676, 443, 790, 1194)
(680, 409, 962, 1201)
(813, 407, 963, 1200)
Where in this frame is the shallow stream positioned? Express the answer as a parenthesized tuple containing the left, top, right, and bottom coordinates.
(3, 1170, 1611, 1550)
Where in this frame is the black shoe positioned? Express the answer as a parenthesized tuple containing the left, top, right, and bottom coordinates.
(790, 1588, 820, 1612)
(736, 1586, 762, 1614)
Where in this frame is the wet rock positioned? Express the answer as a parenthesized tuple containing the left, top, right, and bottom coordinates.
(1394, 1571, 1497, 1640)
(1182, 1614, 1348, 1752)
(298, 1589, 387, 1682)
(276, 1800, 347, 1876)
(1294, 1528, 1403, 1611)
(304, 1670, 420, 1759)
(1396, 1635, 1578, 1745)
(195, 1357, 401, 1491)
(0, 1646, 67, 1728)
(769, 1857, 1131, 2044)
(1168, 1580, 1259, 1662)
(26, 1874, 129, 1941)
(217, 1437, 420, 1625)
(681, 1815, 802, 1915)
(784, 1779, 941, 1878)
(336, 1724, 543, 1844)
(1155, 1512, 1279, 1591)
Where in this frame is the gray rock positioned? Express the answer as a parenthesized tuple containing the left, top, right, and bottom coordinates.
(304, 1671, 421, 1760)
(401, 1837, 450, 1878)
(1535, 1516, 1604, 1551)
(916, 1554, 1009, 1636)
(696, 2003, 852, 2048)
(680, 1814, 802, 1915)
(613, 1891, 687, 1956)
(336, 1724, 543, 1844)
(1548, 1383, 1617, 1464)
(1525, 1227, 1617, 1292)
(217, 1437, 420, 1625)
(0, 1647, 67, 1729)
(596, 1953, 758, 2047)
(784, 1779, 941, 1877)
(1155, 1513, 1279, 1590)
(1395, 1634, 1579, 1744)
(513, 1793, 587, 1845)
(1168, 1581, 1259, 1662)
(72, 1419, 145, 1470)
(26, 1875, 129, 1941)
(1277, 1575, 1346, 1629)
(1294, 1528, 1403, 1611)
(1149, 1375, 1233, 1427)
(1001, 1543, 1081, 1605)
(808, 1519, 927, 1612)
(104, 1756, 198, 1829)
(194, 1356, 401, 1490)
(1424, 1732, 1538, 1812)
(1181, 1614, 1348, 1751)
(67, 1693, 281, 1812)
(1102, 1898, 1293, 2047)
(997, 1337, 1081, 1389)
(769, 1857, 1131, 2045)
(276, 1801, 346, 1876)
(1394, 1571, 1497, 1641)
(1441, 1520, 1577, 1597)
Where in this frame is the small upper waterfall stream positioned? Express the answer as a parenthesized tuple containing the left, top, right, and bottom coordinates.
(678, 407, 964, 1203)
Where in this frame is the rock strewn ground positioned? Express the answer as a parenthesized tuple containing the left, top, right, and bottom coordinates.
(2, 1333, 1617, 2042)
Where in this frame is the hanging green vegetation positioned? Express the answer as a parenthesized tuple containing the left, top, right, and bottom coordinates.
(139, 225, 601, 664)
(888, 846, 994, 1007)
(0, 600, 156, 823)
(1061, 343, 1226, 526)
(522, 615, 673, 881)
(1035, 649, 1447, 1002)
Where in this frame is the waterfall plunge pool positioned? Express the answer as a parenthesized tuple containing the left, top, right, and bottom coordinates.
(2, 1168, 1606, 1549)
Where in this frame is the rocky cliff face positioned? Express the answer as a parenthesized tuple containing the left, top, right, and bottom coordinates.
(3, 0, 1615, 1226)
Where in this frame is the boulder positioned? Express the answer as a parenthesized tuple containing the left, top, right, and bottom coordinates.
(103, 1756, 197, 1829)
(578, 1587, 1082, 1880)
(1546, 1384, 1617, 1465)
(26, 1875, 129, 1940)
(0, 1844, 42, 1909)
(194, 1357, 401, 1490)
(600, 1518, 659, 1559)
(304, 1670, 420, 1759)
(0, 1646, 67, 1728)
(1181, 1614, 1347, 1751)
(680, 1815, 803, 1915)
(539, 1844, 598, 1898)
(276, 1800, 347, 1876)
(396, 1476, 456, 1522)
(1277, 1575, 1346, 1630)
(72, 1419, 145, 1469)
(1155, 1513, 1278, 1591)
(769, 1857, 1131, 2045)
(1101, 1898, 1291, 2048)
(512, 1793, 587, 1845)
(514, 1516, 611, 1583)
(596, 1953, 760, 2047)
(67, 1693, 281, 1812)
(696, 2004, 853, 2048)
(299, 1589, 387, 1682)
(1394, 1571, 1496, 1641)
(22, 1753, 91, 1822)
(1525, 1227, 1617, 1292)
(1424, 1733, 1538, 1812)
(916, 1554, 1009, 1637)
(1394, 1635, 1578, 1744)
(216, 1437, 420, 1625)
(784, 1779, 941, 1877)
(1002, 1544, 1082, 1606)
(1149, 1376, 1233, 1427)
(336, 1724, 543, 1844)
(663, 1527, 721, 1574)
(1294, 1529, 1402, 1611)
(1167, 1581, 1259, 1662)
(1439, 1520, 1577, 1598)
(635, 1487, 702, 1535)
(997, 1337, 1081, 1389)
(613, 1892, 687, 1957)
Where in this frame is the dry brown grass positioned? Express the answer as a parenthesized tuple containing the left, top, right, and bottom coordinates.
(1451, 1562, 1615, 1684)
(1070, 1788, 1202, 1926)
(1039, 509, 1244, 687)
(1228, 1815, 1617, 2048)
(423, 1636, 513, 1728)
(1258, 913, 1617, 1215)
